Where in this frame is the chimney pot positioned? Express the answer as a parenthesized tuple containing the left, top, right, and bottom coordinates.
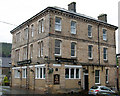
(68, 2, 76, 12)
(98, 14, 107, 22)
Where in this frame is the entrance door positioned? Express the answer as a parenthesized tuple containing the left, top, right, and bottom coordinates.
(84, 75, 89, 90)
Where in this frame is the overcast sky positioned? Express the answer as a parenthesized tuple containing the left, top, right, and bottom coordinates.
(0, 0, 119, 51)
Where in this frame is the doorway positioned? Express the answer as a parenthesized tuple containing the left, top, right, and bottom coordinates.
(84, 74, 89, 90)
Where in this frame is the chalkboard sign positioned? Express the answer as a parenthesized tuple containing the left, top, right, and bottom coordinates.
(54, 74, 60, 84)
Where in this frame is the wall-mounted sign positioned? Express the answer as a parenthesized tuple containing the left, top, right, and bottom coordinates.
(54, 74, 60, 85)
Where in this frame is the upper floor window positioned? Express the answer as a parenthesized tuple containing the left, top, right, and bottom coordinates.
(30, 44, 33, 58)
(71, 21, 76, 34)
(103, 29, 107, 41)
(55, 17, 61, 31)
(88, 25, 92, 37)
(38, 41, 43, 57)
(103, 48, 107, 60)
(24, 28, 28, 40)
(23, 47, 27, 60)
(88, 45, 93, 59)
(55, 40, 61, 55)
(95, 70, 100, 84)
(16, 49, 20, 61)
(31, 24, 34, 37)
(38, 19, 44, 33)
(16, 32, 21, 43)
(71, 42, 76, 57)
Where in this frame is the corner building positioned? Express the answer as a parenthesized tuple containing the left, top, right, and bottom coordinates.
(10, 2, 118, 94)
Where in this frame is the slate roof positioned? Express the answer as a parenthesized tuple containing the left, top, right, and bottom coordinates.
(1, 57, 11, 68)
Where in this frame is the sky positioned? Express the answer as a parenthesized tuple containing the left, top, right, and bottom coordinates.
(0, 0, 119, 51)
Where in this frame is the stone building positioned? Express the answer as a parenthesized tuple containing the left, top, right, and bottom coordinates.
(10, 2, 118, 93)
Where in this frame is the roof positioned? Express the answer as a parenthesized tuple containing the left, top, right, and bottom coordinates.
(1, 57, 11, 67)
(10, 6, 118, 33)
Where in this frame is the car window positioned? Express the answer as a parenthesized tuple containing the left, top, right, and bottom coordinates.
(100, 87, 111, 91)
(91, 86, 98, 89)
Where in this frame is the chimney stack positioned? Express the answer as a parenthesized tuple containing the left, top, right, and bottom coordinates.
(98, 14, 107, 22)
(68, 2, 76, 12)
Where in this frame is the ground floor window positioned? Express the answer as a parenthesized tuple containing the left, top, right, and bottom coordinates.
(95, 70, 100, 84)
(22, 68, 26, 78)
(106, 69, 109, 83)
(65, 67, 81, 79)
(35, 67, 46, 79)
(14, 69, 20, 78)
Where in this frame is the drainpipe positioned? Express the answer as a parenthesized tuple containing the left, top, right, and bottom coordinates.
(98, 23, 100, 65)
(26, 25, 30, 89)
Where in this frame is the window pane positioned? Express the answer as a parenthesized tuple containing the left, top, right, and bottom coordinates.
(40, 68, 42, 78)
(71, 43, 76, 56)
(76, 69, 79, 78)
(95, 70, 100, 83)
(88, 45, 92, 58)
(88, 25, 92, 37)
(103, 29, 107, 40)
(55, 40, 61, 55)
(55, 17, 61, 31)
(71, 68, 74, 78)
(43, 68, 46, 78)
(71, 21, 76, 34)
(65, 68, 69, 78)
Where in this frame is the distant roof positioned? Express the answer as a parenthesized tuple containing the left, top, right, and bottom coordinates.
(10, 6, 118, 33)
(1, 57, 11, 67)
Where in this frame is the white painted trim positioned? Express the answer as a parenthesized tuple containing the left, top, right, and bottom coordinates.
(35, 64, 45, 67)
(65, 65, 82, 68)
(29, 66, 33, 68)
(12, 67, 21, 69)
(22, 66, 27, 69)
(53, 64, 61, 67)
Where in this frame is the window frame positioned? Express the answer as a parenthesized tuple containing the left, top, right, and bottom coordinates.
(103, 47, 107, 60)
(95, 70, 100, 84)
(55, 39, 61, 56)
(24, 27, 28, 40)
(88, 25, 92, 38)
(65, 67, 81, 79)
(88, 45, 93, 59)
(55, 17, 61, 31)
(71, 42, 76, 57)
(35, 67, 46, 79)
(14, 69, 20, 78)
(103, 29, 107, 41)
(71, 21, 76, 34)
(38, 19, 44, 33)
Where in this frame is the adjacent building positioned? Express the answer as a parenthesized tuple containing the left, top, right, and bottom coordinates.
(10, 2, 118, 93)
(0, 42, 12, 84)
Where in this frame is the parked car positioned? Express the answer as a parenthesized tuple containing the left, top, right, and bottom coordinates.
(88, 85, 115, 95)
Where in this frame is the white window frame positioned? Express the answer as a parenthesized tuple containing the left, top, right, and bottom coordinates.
(95, 70, 100, 84)
(103, 29, 107, 41)
(88, 45, 93, 59)
(14, 69, 20, 78)
(71, 42, 76, 57)
(35, 66, 46, 79)
(71, 21, 76, 34)
(103, 48, 107, 60)
(55, 39, 61, 56)
(88, 25, 92, 37)
(55, 17, 61, 31)
(65, 65, 81, 79)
